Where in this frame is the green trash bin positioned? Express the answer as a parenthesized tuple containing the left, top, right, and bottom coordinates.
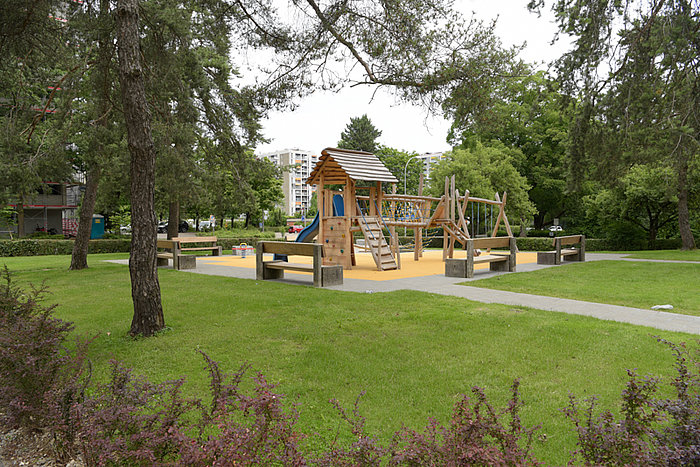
(90, 214, 105, 239)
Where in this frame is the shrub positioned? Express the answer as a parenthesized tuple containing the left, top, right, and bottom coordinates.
(0, 239, 132, 256)
(0, 267, 91, 433)
(387, 380, 540, 466)
(565, 339, 700, 465)
(179, 352, 306, 465)
(73, 360, 199, 466)
(313, 381, 540, 466)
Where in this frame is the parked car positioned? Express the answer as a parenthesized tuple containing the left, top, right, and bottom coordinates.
(197, 220, 211, 231)
(157, 220, 189, 233)
(548, 225, 563, 232)
(288, 225, 303, 233)
(120, 224, 131, 235)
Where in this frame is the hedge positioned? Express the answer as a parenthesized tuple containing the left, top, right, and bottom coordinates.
(398, 236, 689, 252)
(0, 239, 132, 257)
(0, 235, 693, 257)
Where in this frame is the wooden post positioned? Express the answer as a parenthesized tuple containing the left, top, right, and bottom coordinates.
(443, 177, 449, 260)
(456, 190, 470, 240)
(414, 174, 425, 260)
(312, 244, 322, 287)
(317, 176, 324, 248)
(491, 192, 505, 238)
(391, 185, 401, 269)
(451, 175, 456, 223)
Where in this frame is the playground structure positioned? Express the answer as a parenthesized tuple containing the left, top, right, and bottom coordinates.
(298, 147, 515, 271)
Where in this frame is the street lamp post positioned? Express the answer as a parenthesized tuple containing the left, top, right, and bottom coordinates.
(403, 155, 421, 235)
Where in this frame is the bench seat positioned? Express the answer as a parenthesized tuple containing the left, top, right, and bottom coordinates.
(172, 236, 222, 256)
(473, 254, 510, 264)
(264, 261, 314, 273)
(180, 246, 222, 252)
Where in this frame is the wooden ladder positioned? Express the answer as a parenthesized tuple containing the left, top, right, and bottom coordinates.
(359, 216, 397, 270)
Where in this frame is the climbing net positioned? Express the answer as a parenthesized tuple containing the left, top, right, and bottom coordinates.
(356, 195, 435, 226)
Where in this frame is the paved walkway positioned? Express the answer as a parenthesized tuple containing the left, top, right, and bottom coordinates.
(115, 253, 700, 335)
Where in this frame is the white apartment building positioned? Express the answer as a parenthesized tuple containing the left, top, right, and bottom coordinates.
(416, 151, 446, 181)
(258, 149, 318, 216)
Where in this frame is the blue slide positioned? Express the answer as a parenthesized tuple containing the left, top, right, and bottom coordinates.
(275, 194, 344, 260)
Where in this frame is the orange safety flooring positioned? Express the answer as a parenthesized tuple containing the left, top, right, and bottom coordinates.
(200, 249, 538, 282)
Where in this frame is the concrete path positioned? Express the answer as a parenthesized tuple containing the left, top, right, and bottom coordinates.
(112, 253, 700, 335)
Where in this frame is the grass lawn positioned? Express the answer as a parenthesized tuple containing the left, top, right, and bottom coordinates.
(621, 249, 700, 261)
(2, 253, 697, 465)
(471, 260, 700, 317)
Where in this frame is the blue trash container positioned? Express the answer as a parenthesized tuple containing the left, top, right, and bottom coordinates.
(90, 214, 105, 239)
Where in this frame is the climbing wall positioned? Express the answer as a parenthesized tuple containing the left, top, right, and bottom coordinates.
(322, 217, 352, 269)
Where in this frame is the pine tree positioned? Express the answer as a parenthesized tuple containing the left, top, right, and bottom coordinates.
(338, 114, 382, 153)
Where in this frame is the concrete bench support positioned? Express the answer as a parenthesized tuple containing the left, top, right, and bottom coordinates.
(445, 237, 516, 278)
(537, 235, 586, 265)
(157, 241, 197, 270)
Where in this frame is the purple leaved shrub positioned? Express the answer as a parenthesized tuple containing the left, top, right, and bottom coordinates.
(73, 360, 199, 466)
(0, 266, 91, 436)
(565, 338, 700, 466)
(387, 380, 541, 466)
(176, 351, 306, 465)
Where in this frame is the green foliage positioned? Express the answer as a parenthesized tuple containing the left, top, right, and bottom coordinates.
(110, 205, 131, 231)
(429, 142, 537, 223)
(0, 207, 16, 228)
(337, 114, 382, 153)
(0, 239, 131, 257)
(542, 0, 699, 249)
(581, 165, 679, 249)
(375, 147, 422, 194)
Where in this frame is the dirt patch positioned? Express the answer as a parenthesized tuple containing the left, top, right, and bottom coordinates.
(0, 426, 82, 467)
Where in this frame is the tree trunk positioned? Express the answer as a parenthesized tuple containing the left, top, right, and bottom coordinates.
(647, 217, 658, 250)
(69, 167, 101, 270)
(677, 150, 696, 250)
(167, 200, 179, 239)
(519, 216, 527, 237)
(116, 0, 164, 337)
(69, 0, 111, 270)
(16, 194, 25, 238)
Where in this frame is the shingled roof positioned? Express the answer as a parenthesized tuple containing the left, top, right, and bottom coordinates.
(306, 148, 399, 185)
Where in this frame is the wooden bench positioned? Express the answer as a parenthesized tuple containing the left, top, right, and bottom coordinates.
(445, 237, 516, 278)
(256, 241, 343, 287)
(157, 239, 196, 270)
(172, 236, 222, 256)
(537, 235, 585, 265)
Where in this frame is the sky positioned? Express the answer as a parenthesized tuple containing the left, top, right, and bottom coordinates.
(255, 1, 571, 156)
